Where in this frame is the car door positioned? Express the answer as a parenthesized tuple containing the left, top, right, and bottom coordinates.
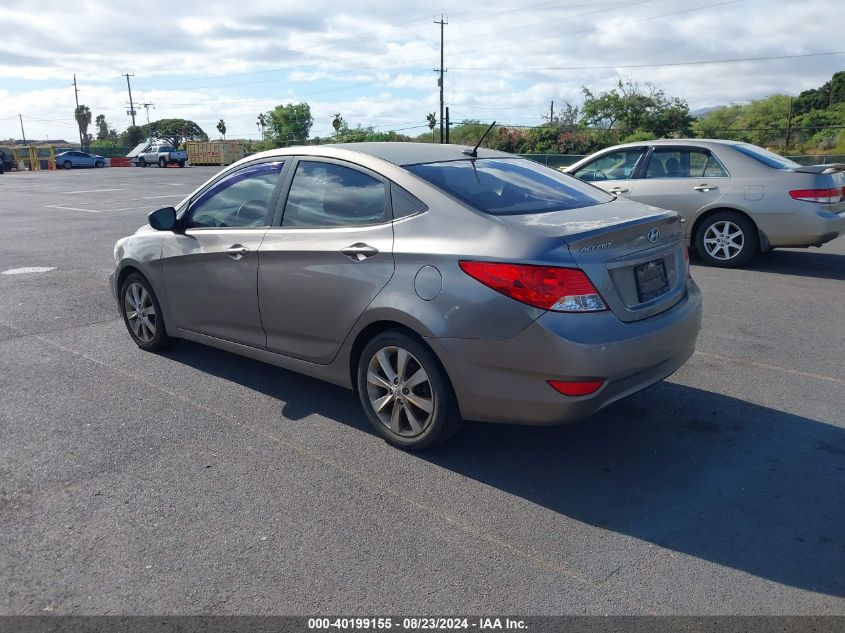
(160, 160, 286, 348)
(76, 152, 93, 167)
(257, 157, 395, 364)
(629, 146, 731, 219)
(569, 147, 647, 198)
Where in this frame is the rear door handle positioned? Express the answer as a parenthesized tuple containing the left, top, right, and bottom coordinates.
(341, 243, 379, 261)
(608, 187, 629, 194)
(693, 184, 718, 192)
(224, 245, 249, 260)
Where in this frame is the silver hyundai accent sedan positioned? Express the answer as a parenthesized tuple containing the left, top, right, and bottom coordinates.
(110, 143, 702, 449)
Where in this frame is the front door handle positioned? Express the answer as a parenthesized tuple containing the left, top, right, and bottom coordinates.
(341, 243, 379, 261)
(224, 245, 249, 260)
(608, 187, 629, 194)
(693, 184, 718, 192)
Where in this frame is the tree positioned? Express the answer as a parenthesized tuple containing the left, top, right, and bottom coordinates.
(581, 80, 692, 139)
(426, 112, 437, 139)
(331, 113, 343, 141)
(95, 114, 110, 140)
(217, 119, 226, 140)
(137, 119, 207, 147)
(74, 105, 92, 149)
(794, 71, 845, 115)
(266, 102, 313, 146)
(119, 125, 146, 148)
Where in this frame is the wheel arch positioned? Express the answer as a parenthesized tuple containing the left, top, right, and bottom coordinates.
(690, 206, 769, 252)
(115, 261, 175, 337)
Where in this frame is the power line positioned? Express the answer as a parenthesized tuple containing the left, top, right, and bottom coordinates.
(450, 50, 845, 71)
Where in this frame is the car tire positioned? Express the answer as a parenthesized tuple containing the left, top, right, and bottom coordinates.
(356, 330, 462, 450)
(63, 160, 72, 170)
(139, 158, 146, 168)
(119, 273, 172, 352)
(694, 211, 758, 268)
(95, 160, 104, 168)
(177, 161, 185, 168)
(159, 157, 167, 168)
(0, 162, 4, 174)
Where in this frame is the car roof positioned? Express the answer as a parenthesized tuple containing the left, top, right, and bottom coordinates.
(604, 138, 744, 151)
(255, 142, 514, 166)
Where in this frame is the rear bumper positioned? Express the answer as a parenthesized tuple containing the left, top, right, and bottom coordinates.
(757, 207, 845, 248)
(428, 281, 702, 425)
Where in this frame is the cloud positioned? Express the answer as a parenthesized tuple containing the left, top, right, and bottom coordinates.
(1, 0, 842, 141)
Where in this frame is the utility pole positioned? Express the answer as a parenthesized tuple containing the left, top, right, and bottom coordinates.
(72, 74, 83, 147)
(19, 114, 26, 145)
(784, 97, 794, 150)
(434, 15, 447, 144)
(123, 71, 136, 126)
(550, 100, 554, 123)
(445, 106, 450, 144)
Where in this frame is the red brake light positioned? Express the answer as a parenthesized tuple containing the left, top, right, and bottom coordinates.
(459, 261, 606, 312)
(548, 379, 605, 396)
(788, 187, 845, 204)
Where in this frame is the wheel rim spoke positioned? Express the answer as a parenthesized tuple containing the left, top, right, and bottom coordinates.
(404, 405, 423, 434)
(404, 368, 427, 390)
(405, 391, 433, 414)
(372, 393, 393, 413)
(376, 349, 396, 383)
(389, 401, 403, 433)
(367, 371, 392, 391)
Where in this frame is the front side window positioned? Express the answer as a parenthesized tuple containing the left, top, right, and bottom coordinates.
(408, 158, 613, 216)
(643, 148, 728, 179)
(282, 161, 388, 228)
(573, 149, 647, 182)
(187, 161, 283, 229)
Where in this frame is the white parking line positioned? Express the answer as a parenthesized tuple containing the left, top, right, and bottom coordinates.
(45, 205, 99, 213)
(63, 188, 129, 194)
(138, 194, 187, 199)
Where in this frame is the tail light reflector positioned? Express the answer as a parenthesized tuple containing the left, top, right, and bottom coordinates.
(548, 379, 605, 396)
(788, 187, 845, 204)
(459, 261, 606, 312)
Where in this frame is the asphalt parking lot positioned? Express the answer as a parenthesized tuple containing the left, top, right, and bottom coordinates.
(1, 166, 843, 615)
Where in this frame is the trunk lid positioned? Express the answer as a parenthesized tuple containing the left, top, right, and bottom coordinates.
(497, 198, 688, 322)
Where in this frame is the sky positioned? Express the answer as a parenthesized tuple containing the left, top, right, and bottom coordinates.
(0, 0, 843, 144)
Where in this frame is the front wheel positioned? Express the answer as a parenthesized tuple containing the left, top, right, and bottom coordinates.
(139, 158, 146, 168)
(357, 330, 462, 450)
(119, 273, 172, 351)
(63, 160, 72, 170)
(159, 157, 167, 168)
(694, 211, 758, 268)
(95, 161, 104, 168)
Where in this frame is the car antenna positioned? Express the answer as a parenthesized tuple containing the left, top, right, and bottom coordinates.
(463, 121, 496, 157)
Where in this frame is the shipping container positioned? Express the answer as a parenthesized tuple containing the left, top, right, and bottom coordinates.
(186, 141, 244, 166)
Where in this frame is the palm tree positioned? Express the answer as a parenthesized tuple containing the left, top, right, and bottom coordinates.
(426, 112, 437, 139)
(256, 113, 266, 140)
(216, 119, 226, 140)
(331, 113, 343, 141)
(74, 105, 92, 149)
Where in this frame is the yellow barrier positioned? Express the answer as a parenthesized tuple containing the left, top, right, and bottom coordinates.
(0, 145, 56, 171)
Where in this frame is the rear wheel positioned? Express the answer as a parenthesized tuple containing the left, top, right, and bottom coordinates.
(119, 273, 172, 351)
(357, 330, 462, 450)
(177, 161, 185, 168)
(694, 211, 758, 268)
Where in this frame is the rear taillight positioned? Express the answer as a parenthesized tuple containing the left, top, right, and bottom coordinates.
(548, 379, 605, 396)
(788, 187, 845, 204)
(459, 261, 606, 312)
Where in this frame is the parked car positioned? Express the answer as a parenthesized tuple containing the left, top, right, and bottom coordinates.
(0, 148, 13, 174)
(136, 144, 187, 168)
(566, 140, 845, 267)
(110, 143, 701, 449)
(55, 150, 106, 169)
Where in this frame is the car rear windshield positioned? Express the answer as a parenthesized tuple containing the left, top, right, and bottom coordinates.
(734, 144, 800, 170)
(406, 158, 613, 215)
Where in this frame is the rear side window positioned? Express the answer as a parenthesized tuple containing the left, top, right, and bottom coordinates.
(644, 148, 728, 179)
(408, 158, 612, 215)
(282, 161, 388, 228)
(733, 144, 799, 170)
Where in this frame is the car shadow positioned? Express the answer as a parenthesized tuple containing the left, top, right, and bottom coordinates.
(692, 248, 845, 281)
(161, 341, 845, 597)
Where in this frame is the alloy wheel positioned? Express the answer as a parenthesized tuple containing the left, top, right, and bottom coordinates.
(366, 346, 435, 437)
(123, 282, 157, 343)
(703, 220, 744, 261)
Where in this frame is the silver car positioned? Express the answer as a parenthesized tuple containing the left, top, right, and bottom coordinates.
(566, 140, 845, 267)
(110, 143, 701, 449)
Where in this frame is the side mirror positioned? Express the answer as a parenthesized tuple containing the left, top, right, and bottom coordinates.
(148, 206, 177, 231)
